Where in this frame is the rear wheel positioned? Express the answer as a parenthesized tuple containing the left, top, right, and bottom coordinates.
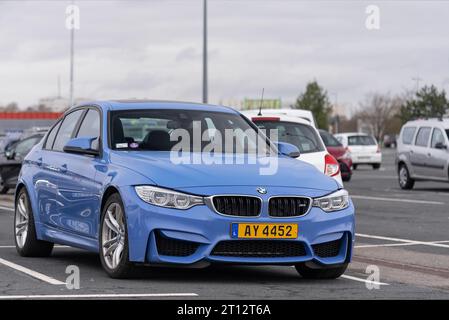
(398, 164, 414, 189)
(14, 188, 54, 257)
(372, 163, 381, 170)
(295, 263, 348, 279)
(99, 193, 135, 278)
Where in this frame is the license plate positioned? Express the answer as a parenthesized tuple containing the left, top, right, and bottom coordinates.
(231, 223, 298, 239)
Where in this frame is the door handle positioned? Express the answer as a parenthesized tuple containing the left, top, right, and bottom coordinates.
(60, 164, 68, 173)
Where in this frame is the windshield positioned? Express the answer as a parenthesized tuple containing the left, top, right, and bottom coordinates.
(253, 120, 325, 154)
(110, 109, 273, 154)
(348, 135, 376, 146)
(319, 130, 342, 147)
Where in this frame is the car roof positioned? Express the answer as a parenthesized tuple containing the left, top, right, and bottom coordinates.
(403, 118, 449, 129)
(334, 132, 371, 137)
(73, 100, 238, 114)
(247, 114, 314, 126)
(241, 109, 315, 127)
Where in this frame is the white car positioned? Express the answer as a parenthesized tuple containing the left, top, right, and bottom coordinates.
(334, 132, 382, 170)
(242, 111, 343, 185)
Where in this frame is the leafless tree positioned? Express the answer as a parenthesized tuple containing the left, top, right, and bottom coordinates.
(359, 93, 403, 142)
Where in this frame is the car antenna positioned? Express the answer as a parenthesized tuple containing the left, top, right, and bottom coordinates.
(257, 88, 264, 116)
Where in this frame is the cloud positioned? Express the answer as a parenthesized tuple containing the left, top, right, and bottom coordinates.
(0, 0, 449, 110)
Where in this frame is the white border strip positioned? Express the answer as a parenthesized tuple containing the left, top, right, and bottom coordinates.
(0, 258, 65, 285)
(0, 293, 198, 299)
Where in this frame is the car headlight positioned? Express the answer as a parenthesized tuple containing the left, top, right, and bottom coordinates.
(135, 186, 204, 210)
(313, 189, 350, 212)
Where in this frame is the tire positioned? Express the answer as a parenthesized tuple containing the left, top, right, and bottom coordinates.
(352, 164, 358, 170)
(14, 188, 54, 257)
(295, 263, 348, 279)
(372, 163, 381, 170)
(342, 174, 351, 182)
(398, 163, 415, 190)
(0, 175, 8, 194)
(99, 193, 135, 278)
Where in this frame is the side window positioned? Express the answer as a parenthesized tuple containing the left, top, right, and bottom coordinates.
(44, 121, 61, 150)
(15, 136, 42, 157)
(415, 127, 431, 147)
(76, 109, 101, 150)
(401, 127, 416, 145)
(431, 128, 445, 148)
(52, 109, 84, 151)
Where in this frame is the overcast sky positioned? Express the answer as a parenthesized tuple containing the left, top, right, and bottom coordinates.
(1, 0, 449, 113)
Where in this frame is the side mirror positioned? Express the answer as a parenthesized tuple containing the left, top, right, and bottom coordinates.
(435, 142, 447, 150)
(5, 150, 15, 160)
(275, 142, 300, 158)
(63, 137, 100, 156)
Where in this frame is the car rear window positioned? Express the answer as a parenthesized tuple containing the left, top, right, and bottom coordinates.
(254, 120, 325, 153)
(401, 127, 416, 145)
(348, 135, 376, 146)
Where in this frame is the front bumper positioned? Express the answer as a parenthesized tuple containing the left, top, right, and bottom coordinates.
(121, 186, 355, 267)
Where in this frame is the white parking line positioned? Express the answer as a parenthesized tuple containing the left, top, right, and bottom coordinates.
(0, 258, 65, 285)
(356, 233, 449, 249)
(355, 240, 449, 249)
(351, 195, 445, 205)
(0, 205, 14, 212)
(0, 293, 198, 299)
(341, 274, 389, 286)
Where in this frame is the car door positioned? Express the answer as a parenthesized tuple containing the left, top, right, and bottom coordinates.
(426, 127, 449, 179)
(38, 108, 102, 238)
(410, 127, 431, 176)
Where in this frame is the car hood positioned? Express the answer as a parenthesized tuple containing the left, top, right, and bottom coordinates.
(110, 151, 339, 192)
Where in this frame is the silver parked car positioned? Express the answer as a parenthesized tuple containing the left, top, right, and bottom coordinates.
(396, 118, 449, 189)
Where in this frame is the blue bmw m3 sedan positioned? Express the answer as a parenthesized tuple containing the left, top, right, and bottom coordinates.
(14, 100, 355, 279)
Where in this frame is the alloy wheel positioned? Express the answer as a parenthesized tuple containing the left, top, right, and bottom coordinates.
(101, 202, 126, 270)
(399, 166, 408, 187)
(15, 193, 29, 249)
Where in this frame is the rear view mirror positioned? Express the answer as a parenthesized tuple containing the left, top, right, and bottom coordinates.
(435, 142, 447, 150)
(63, 137, 100, 156)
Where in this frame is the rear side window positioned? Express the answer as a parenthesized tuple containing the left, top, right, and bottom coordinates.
(44, 121, 61, 150)
(348, 135, 376, 146)
(52, 109, 84, 151)
(415, 127, 431, 147)
(77, 109, 100, 139)
(15, 135, 43, 157)
(319, 130, 342, 147)
(401, 127, 416, 145)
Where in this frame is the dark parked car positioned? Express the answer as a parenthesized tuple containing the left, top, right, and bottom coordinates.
(319, 130, 353, 182)
(0, 134, 44, 194)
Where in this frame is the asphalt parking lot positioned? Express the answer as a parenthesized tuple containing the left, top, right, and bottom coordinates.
(0, 148, 449, 299)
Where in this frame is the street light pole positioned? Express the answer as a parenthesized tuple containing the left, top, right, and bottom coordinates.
(69, 14, 75, 107)
(202, 0, 208, 104)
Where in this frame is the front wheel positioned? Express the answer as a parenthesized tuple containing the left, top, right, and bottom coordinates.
(14, 188, 54, 257)
(398, 164, 414, 190)
(295, 263, 348, 279)
(99, 193, 135, 278)
(372, 163, 381, 170)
